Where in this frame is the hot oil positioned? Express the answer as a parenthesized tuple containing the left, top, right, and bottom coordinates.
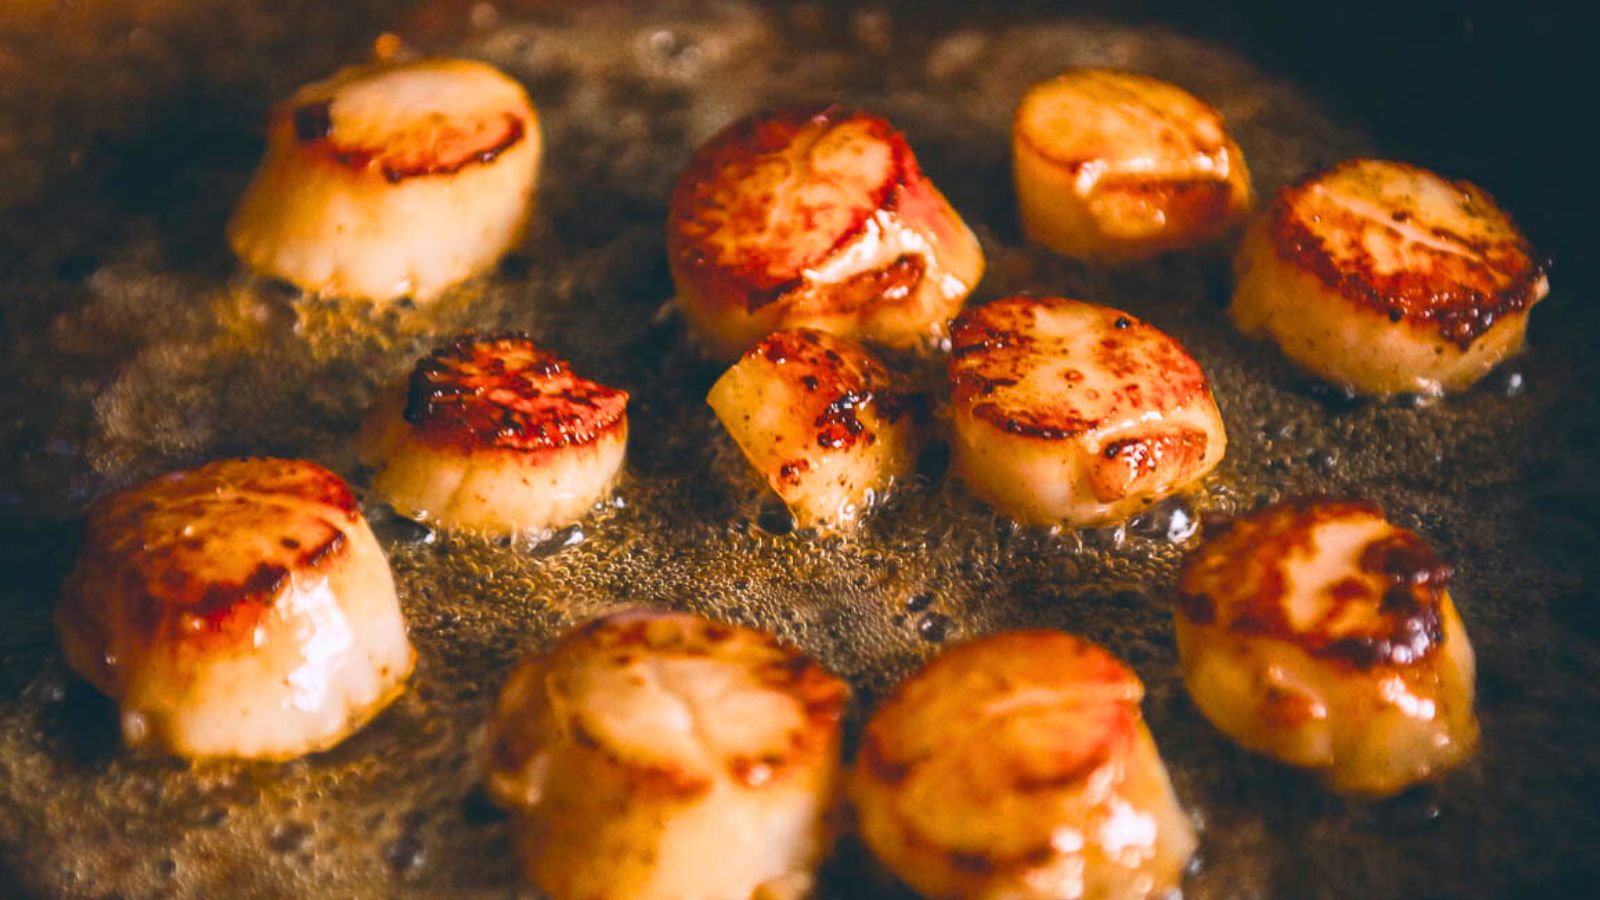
(2, 1, 1598, 898)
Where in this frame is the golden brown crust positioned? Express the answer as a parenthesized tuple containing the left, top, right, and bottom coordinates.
(275, 59, 534, 186)
(1267, 159, 1547, 349)
(1179, 498, 1452, 670)
(533, 611, 849, 797)
(404, 333, 629, 454)
(949, 296, 1210, 440)
(667, 105, 917, 312)
(66, 458, 360, 644)
(1092, 428, 1210, 503)
(745, 328, 915, 455)
(285, 100, 527, 184)
(1012, 69, 1232, 173)
(860, 631, 1140, 783)
(857, 631, 1145, 869)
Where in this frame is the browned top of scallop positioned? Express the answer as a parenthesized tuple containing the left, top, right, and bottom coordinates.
(746, 328, 915, 451)
(857, 631, 1145, 865)
(667, 105, 917, 310)
(949, 295, 1211, 440)
(860, 631, 1142, 788)
(65, 458, 360, 638)
(1268, 159, 1548, 348)
(1014, 68, 1239, 188)
(497, 610, 848, 798)
(404, 334, 628, 454)
(1179, 499, 1453, 670)
(278, 58, 534, 184)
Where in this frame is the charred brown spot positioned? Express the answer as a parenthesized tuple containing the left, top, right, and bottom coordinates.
(797, 253, 927, 318)
(1179, 498, 1451, 670)
(814, 390, 871, 449)
(1092, 429, 1209, 502)
(969, 402, 1092, 440)
(292, 100, 333, 142)
(298, 106, 528, 184)
(749, 327, 910, 448)
(404, 332, 628, 453)
(1179, 591, 1215, 625)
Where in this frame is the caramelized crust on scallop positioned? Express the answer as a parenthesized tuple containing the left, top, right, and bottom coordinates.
(277, 59, 533, 186)
(852, 631, 1195, 899)
(748, 329, 913, 451)
(1175, 499, 1479, 794)
(65, 458, 361, 662)
(667, 105, 984, 359)
(360, 334, 630, 536)
(56, 458, 414, 760)
(1181, 500, 1451, 669)
(1265, 160, 1546, 348)
(1232, 159, 1549, 395)
(948, 295, 1226, 525)
(671, 107, 909, 309)
(1013, 69, 1251, 261)
(405, 333, 629, 454)
(951, 298, 1211, 438)
(708, 328, 922, 530)
(487, 610, 849, 900)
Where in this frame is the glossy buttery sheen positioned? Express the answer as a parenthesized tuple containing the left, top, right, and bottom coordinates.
(668, 105, 985, 359)
(1013, 69, 1251, 262)
(486, 610, 850, 900)
(228, 57, 541, 301)
(853, 630, 1196, 899)
(55, 458, 414, 760)
(1175, 499, 1479, 795)
(948, 295, 1226, 527)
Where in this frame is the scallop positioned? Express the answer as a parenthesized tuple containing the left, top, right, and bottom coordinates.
(1232, 159, 1549, 396)
(358, 333, 628, 537)
(54, 458, 414, 760)
(485, 610, 850, 900)
(707, 328, 923, 531)
(1013, 68, 1252, 263)
(948, 295, 1226, 527)
(667, 104, 985, 360)
(1175, 499, 1479, 795)
(228, 57, 541, 302)
(852, 630, 1196, 899)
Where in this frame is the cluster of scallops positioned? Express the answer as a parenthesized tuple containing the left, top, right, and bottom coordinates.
(54, 52, 1546, 898)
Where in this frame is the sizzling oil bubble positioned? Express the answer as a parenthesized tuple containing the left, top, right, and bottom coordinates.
(916, 612, 953, 642)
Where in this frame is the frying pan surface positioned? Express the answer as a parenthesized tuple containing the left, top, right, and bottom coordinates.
(1, 1, 1595, 896)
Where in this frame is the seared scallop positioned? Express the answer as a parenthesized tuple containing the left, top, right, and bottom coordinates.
(853, 630, 1196, 900)
(228, 57, 541, 302)
(948, 295, 1226, 527)
(359, 333, 628, 537)
(55, 458, 414, 760)
(667, 104, 985, 360)
(1013, 69, 1252, 263)
(1175, 499, 1479, 795)
(1232, 159, 1549, 396)
(486, 610, 849, 900)
(708, 328, 922, 531)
